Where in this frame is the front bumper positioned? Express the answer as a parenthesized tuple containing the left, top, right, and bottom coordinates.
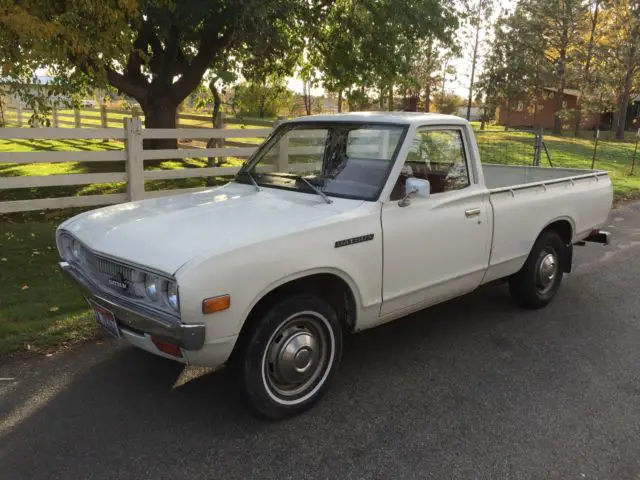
(59, 261, 205, 351)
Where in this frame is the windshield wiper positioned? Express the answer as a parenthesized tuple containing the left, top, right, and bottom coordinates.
(262, 172, 332, 204)
(296, 175, 333, 204)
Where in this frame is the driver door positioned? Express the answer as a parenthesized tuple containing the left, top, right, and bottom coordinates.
(380, 126, 492, 318)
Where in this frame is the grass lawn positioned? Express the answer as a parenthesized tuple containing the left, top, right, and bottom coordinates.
(0, 215, 98, 355)
(1, 120, 639, 357)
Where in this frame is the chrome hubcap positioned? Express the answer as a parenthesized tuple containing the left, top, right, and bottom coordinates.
(537, 251, 558, 293)
(264, 315, 330, 399)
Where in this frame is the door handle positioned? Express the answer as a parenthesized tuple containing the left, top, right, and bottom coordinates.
(465, 208, 481, 218)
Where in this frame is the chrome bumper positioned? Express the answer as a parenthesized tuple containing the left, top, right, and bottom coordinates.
(59, 261, 205, 350)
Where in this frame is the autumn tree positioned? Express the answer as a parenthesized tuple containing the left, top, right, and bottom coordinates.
(573, 0, 604, 136)
(604, 0, 640, 138)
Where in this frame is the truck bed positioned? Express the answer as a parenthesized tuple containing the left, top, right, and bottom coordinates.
(482, 164, 608, 190)
(480, 163, 613, 285)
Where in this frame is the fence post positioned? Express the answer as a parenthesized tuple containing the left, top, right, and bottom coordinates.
(100, 105, 108, 128)
(16, 104, 23, 127)
(125, 117, 145, 201)
(52, 107, 59, 128)
(533, 128, 543, 166)
(275, 117, 289, 172)
(591, 128, 600, 170)
(631, 129, 640, 176)
(74, 108, 81, 128)
(100, 104, 109, 143)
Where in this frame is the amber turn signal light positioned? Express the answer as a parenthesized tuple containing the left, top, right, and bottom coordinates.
(202, 295, 231, 314)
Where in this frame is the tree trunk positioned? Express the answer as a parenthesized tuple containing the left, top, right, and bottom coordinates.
(553, 60, 566, 135)
(467, 17, 481, 121)
(553, 16, 569, 135)
(575, 0, 600, 137)
(141, 101, 178, 150)
(388, 83, 393, 111)
(337, 89, 343, 113)
(424, 83, 431, 112)
(615, 55, 635, 139)
(206, 81, 223, 180)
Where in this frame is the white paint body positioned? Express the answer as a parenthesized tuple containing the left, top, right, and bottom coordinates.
(57, 113, 614, 367)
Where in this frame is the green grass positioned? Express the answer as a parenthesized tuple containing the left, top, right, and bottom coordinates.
(0, 217, 99, 355)
(470, 123, 640, 199)
(1, 120, 639, 356)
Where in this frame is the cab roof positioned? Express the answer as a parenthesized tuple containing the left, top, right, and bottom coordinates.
(283, 111, 469, 126)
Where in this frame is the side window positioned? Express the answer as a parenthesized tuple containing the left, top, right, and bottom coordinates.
(399, 129, 470, 196)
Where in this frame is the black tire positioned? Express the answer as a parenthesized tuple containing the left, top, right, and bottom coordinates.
(241, 294, 343, 419)
(509, 230, 565, 309)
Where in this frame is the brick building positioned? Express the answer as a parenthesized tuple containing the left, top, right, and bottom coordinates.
(498, 88, 640, 132)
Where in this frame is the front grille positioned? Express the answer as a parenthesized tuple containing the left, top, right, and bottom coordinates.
(88, 252, 135, 280)
(85, 250, 142, 298)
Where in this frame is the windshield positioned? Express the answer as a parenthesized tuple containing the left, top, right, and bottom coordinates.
(235, 122, 407, 201)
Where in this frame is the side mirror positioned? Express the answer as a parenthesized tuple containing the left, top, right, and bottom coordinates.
(399, 178, 430, 207)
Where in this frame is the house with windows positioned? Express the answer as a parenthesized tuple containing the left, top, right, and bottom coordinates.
(498, 87, 640, 131)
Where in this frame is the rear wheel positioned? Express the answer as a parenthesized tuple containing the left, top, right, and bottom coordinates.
(509, 230, 565, 309)
(241, 294, 343, 419)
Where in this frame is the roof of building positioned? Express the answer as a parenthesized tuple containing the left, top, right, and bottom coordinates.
(542, 87, 581, 97)
(286, 111, 469, 126)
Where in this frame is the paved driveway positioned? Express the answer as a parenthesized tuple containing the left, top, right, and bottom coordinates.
(2, 204, 640, 479)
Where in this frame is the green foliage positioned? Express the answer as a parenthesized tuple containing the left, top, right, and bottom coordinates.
(433, 92, 463, 114)
(312, 0, 460, 99)
(0, 0, 325, 131)
(232, 79, 295, 119)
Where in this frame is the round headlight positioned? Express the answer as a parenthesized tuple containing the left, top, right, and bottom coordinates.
(167, 282, 179, 311)
(145, 274, 161, 300)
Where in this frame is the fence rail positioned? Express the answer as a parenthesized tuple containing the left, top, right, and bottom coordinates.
(0, 105, 275, 130)
(3, 116, 639, 214)
(0, 116, 277, 214)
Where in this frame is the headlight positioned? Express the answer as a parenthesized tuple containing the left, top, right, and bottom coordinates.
(144, 274, 162, 300)
(71, 239, 82, 260)
(166, 282, 179, 311)
(60, 235, 83, 262)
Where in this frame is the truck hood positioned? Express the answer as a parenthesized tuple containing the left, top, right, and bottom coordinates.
(61, 183, 363, 274)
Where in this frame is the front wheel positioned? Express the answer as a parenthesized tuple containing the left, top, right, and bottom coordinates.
(509, 230, 565, 309)
(241, 294, 343, 419)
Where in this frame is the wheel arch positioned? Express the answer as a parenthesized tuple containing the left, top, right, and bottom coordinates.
(539, 217, 575, 273)
(542, 217, 575, 245)
(237, 267, 361, 341)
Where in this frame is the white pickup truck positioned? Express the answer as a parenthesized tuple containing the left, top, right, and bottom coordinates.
(57, 112, 613, 418)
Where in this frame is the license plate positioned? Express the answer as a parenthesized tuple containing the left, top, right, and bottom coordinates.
(89, 300, 120, 339)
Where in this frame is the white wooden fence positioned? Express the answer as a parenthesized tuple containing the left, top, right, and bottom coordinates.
(0, 117, 275, 214)
(0, 117, 394, 214)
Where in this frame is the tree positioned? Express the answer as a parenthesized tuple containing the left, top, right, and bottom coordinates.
(0, 0, 328, 147)
(464, 0, 494, 120)
(433, 92, 463, 114)
(573, 0, 604, 136)
(478, 11, 545, 128)
(406, 36, 446, 112)
(311, 0, 459, 113)
(520, 0, 589, 134)
(232, 78, 294, 119)
(605, 0, 640, 138)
